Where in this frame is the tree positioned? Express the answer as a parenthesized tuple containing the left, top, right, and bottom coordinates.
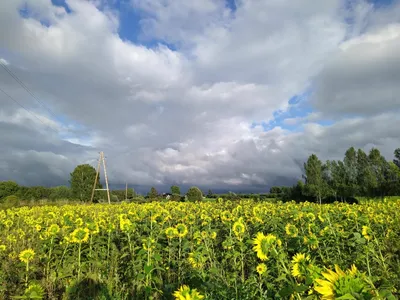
(384, 162, 400, 196)
(394, 148, 400, 168)
(148, 187, 158, 199)
(0, 181, 19, 200)
(368, 148, 386, 198)
(303, 154, 327, 204)
(356, 149, 375, 196)
(186, 186, 203, 202)
(344, 147, 358, 197)
(170, 185, 181, 195)
(70, 164, 101, 202)
(207, 189, 214, 198)
(49, 186, 72, 201)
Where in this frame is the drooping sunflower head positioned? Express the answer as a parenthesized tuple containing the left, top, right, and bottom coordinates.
(361, 226, 372, 241)
(188, 252, 207, 269)
(176, 223, 188, 238)
(256, 263, 267, 275)
(70, 227, 90, 244)
(291, 253, 311, 280)
(314, 264, 369, 300)
(173, 285, 204, 300)
(232, 220, 246, 239)
(19, 249, 35, 264)
(252, 232, 278, 261)
(285, 223, 298, 237)
(23, 284, 44, 299)
(47, 224, 60, 237)
(165, 227, 178, 239)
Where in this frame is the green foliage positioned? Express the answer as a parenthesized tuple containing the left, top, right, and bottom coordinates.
(170, 185, 180, 195)
(0, 181, 19, 200)
(49, 186, 72, 201)
(148, 187, 158, 199)
(69, 164, 101, 202)
(186, 186, 203, 202)
(1, 195, 20, 209)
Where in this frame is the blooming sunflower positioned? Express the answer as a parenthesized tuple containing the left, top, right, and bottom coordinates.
(291, 253, 311, 280)
(232, 220, 246, 239)
(70, 227, 90, 244)
(19, 249, 35, 264)
(173, 285, 204, 300)
(314, 264, 368, 299)
(176, 223, 188, 238)
(285, 223, 298, 237)
(165, 227, 178, 239)
(256, 263, 267, 275)
(252, 232, 278, 261)
(47, 224, 60, 237)
(361, 226, 372, 241)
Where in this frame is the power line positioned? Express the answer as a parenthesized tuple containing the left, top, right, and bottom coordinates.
(0, 86, 59, 132)
(0, 60, 60, 121)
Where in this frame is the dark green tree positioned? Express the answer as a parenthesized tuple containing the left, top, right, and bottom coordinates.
(384, 162, 400, 195)
(170, 185, 181, 195)
(394, 148, 400, 168)
(49, 186, 73, 201)
(368, 148, 386, 198)
(207, 189, 214, 198)
(148, 187, 158, 199)
(344, 147, 358, 197)
(70, 164, 101, 202)
(356, 149, 375, 196)
(0, 180, 19, 200)
(186, 186, 203, 202)
(303, 154, 327, 204)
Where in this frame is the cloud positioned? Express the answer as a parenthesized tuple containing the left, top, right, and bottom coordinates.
(0, 0, 400, 193)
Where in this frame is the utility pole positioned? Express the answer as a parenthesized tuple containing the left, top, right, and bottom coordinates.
(125, 182, 128, 201)
(90, 151, 111, 204)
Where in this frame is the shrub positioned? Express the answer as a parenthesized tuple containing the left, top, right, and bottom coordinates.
(186, 186, 203, 202)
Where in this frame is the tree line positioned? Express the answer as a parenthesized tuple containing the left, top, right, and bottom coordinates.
(1, 146, 399, 205)
(270, 147, 400, 203)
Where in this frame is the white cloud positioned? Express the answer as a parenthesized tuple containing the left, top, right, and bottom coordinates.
(0, 0, 400, 192)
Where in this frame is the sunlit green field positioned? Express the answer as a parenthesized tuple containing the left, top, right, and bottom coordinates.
(1, 199, 399, 299)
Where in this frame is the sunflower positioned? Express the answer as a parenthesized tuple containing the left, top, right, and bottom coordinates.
(256, 263, 267, 275)
(232, 220, 245, 239)
(175, 223, 188, 238)
(47, 224, 60, 236)
(252, 232, 278, 261)
(70, 227, 90, 244)
(361, 226, 372, 241)
(291, 253, 311, 280)
(173, 285, 204, 300)
(285, 223, 298, 237)
(165, 227, 178, 239)
(0, 244, 6, 251)
(314, 264, 368, 299)
(19, 249, 35, 264)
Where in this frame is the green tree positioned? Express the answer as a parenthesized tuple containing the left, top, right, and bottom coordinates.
(344, 147, 358, 197)
(368, 148, 386, 198)
(303, 154, 327, 204)
(0, 180, 19, 200)
(70, 164, 101, 202)
(148, 187, 158, 199)
(384, 162, 400, 195)
(356, 149, 375, 197)
(393, 148, 400, 168)
(186, 186, 203, 202)
(49, 186, 73, 201)
(170, 185, 181, 195)
(207, 189, 214, 198)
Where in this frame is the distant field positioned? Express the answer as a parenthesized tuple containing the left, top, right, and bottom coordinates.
(0, 199, 399, 299)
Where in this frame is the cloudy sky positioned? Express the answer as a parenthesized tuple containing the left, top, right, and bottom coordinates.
(1, 0, 400, 193)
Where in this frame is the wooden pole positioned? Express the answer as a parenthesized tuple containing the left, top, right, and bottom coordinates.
(101, 152, 111, 204)
(125, 182, 128, 201)
(90, 154, 101, 203)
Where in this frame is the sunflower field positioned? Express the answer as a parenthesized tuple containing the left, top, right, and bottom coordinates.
(0, 199, 399, 299)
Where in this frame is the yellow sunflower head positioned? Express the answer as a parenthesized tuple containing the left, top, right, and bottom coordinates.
(232, 220, 246, 239)
(252, 232, 278, 261)
(70, 227, 90, 244)
(256, 263, 267, 275)
(19, 249, 35, 264)
(165, 227, 178, 239)
(291, 253, 311, 280)
(173, 285, 204, 300)
(285, 223, 298, 237)
(361, 226, 372, 241)
(176, 223, 188, 238)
